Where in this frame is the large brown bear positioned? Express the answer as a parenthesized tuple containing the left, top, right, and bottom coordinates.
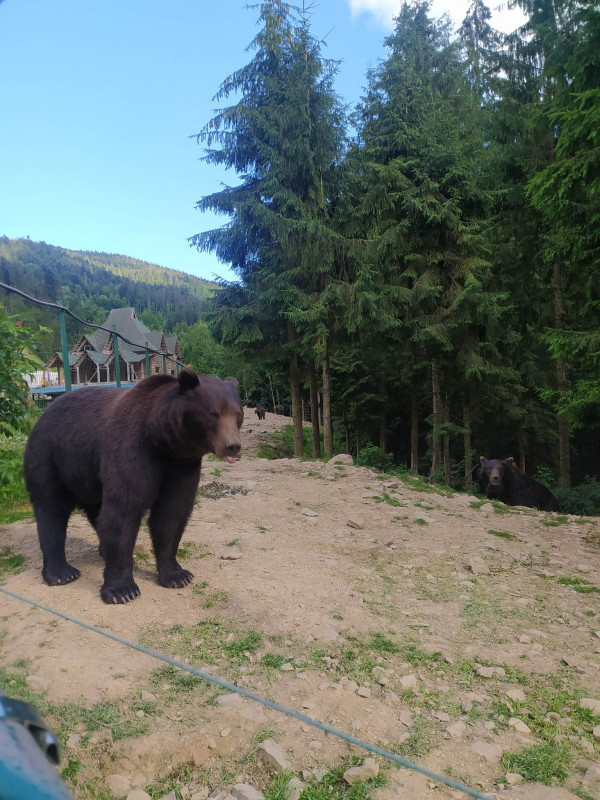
(24, 370, 243, 604)
(478, 456, 560, 512)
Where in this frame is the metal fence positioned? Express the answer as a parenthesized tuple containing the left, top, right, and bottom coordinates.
(0, 281, 184, 409)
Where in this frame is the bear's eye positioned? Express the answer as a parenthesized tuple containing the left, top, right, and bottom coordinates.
(210, 411, 220, 420)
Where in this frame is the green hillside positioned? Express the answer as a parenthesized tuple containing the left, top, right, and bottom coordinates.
(0, 236, 220, 358)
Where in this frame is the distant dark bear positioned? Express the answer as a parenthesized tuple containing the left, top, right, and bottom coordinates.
(255, 407, 266, 420)
(478, 457, 560, 512)
(274, 404, 284, 415)
(24, 370, 243, 604)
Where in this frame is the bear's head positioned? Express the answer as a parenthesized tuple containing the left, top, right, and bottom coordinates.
(174, 369, 243, 462)
(479, 456, 515, 497)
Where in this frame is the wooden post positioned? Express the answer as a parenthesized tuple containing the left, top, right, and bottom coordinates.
(145, 343, 150, 376)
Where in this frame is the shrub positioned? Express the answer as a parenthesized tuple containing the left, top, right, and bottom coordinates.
(355, 443, 393, 471)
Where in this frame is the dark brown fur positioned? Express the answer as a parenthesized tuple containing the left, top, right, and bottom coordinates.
(255, 407, 266, 420)
(24, 370, 243, 604)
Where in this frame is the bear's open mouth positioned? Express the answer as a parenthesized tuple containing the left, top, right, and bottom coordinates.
(222, 456, 237, 464)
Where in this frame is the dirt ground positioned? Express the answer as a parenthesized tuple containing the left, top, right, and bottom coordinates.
(2, 409, 600, 800)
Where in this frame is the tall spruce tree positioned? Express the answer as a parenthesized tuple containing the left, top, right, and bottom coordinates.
(351, 1, 494, 481)
(191, 1, 344, 457)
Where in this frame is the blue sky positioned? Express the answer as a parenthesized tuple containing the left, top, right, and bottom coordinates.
(0, 0, 524, 283)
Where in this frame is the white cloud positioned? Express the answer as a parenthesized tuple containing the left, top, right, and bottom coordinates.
(348, 0, 526, 34)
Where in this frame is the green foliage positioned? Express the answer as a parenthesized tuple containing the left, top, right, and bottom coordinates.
(0, 546, 26, 582)
(355, 444, 393, 471)
(502, 742, 571, 785)
(258, 424, 319, 460)
(0, 306, 44, 433)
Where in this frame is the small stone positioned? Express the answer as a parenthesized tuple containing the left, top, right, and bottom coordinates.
(284, 778, 306, 800)
(330, 454, 353, 465)
(106, 775, 131, 798)
(434, 711, 450, 722)
(545, 712, 561, 722)
(593, 726, 600, 742)
(66, 734, 81, 749)
(357, 686, 371, 698)
(256, 739, 290, 773)
(462, 699, 473, 713)
(231, 785, 265, 800)
(216, 693, 242, 708)
(400, 674, 418, 691)
(505, 773, 523, 786)
(471, 741, 503, 764)
(484, 721, 496, 731)
(221, 547, 242, 560)
(518, 635, 532, 644)
(343, 758, 379, 785)
(468, 557, 490, 575)
(446, 721, 466, 738)
(136, 709, 145, 718)
(344, 680, 359, 693)
(398, 710, 414, 728)
(301, 508, 318, 517)
(308, 740, 322, 750)
(280, 663, 294, 671)
(509, 717, 531, 734)
(506, 688, 526, 702)
(347, 517, 365, 530)
(141, 691, 156, 702)
(583, 762, 600, 787)
(477, 666, 505, 679)
(580, 698, 600, 715)
(220, 727, 231, 737)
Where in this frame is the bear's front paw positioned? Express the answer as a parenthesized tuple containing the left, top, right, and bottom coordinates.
(101, 577, 141, 604)
(158, 566, 194, 589)
(43, 562, 81, 586)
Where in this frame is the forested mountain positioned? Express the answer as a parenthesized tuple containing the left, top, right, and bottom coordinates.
(0, 236, 219, 354)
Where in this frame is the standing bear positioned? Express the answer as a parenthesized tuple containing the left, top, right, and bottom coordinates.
(478, 457, 560, 511)
(24, 370, 243, 604)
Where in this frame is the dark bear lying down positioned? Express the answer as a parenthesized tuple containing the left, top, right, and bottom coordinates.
(24, 369, 243, 604)
(479, 457, 560, 512)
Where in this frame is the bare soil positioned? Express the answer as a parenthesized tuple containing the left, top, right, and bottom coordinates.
(1, 409, 600, 800)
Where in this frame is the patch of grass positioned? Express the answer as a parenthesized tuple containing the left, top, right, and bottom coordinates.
(413, 518, 428, 526)
(0, 545, 26, 581)
(257, 525, 268, 533)
(414, 500, 437, 510)
(306, 470, 324, 479)
(264, 758, 386, 800)
(502, 742, 571, 785)
(211, 467, 223, 477)
(487, 529, 517, 540)
(196, 481, 248, 500)
(374, 492, 406, 507)
(223, 630, 263, 659)
(470, 499, 487, 510)
(149, 664, 204, 692)
(203, 590, 228, 609)
(176, 541, 210, 560)
(192, 580, 210, 595)
(254, 727, 278, 743)
(332, 612, 344, 621)
(388, 716, 437, 758)
(145, 765, 195, 800)
(574, 788, 596, 800)
(558, 576, 600, 594)
(370, 633, 400, 654)
(0, 507, 33, 524)
(491, 499, 511, 515)
(543, 515, 569, 526)
(261, 653, 288, 669)
(226, 538, 239, 547)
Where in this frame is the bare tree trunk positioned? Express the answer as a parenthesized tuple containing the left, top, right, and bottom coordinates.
(268, 373, 276, 413)
(410, 389, 419, 475)
(518, 429, 527, 474)
(553, 262, 571, 487)
(379, 374, 387, 453)
(287, 323, 304, 458)
(430, 358, 442, 478)
(322, 337, 333, 459)
(308, 358, 321, 459)
(464, 400, 472, 488)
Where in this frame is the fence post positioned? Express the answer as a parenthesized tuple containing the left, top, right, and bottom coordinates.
(58, 310, 71, 392)
(112, 325, 121, 388)
(162, 350, 167, 374)
(145, 342, 150, 377)
(176, 360, 180, 376)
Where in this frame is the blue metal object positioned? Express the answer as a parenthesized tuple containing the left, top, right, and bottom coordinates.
(58, 310, 71, 392)
(112, 325, 121, 388)
(0, 695, 73, 800)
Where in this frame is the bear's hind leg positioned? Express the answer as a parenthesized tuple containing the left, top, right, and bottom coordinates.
(149, 466, 199, 589)
(33, 497, 80, 586)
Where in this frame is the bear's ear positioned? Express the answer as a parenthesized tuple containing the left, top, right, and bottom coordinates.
(504, 457, 515, 465)
(224, 376, 239, 390)
(178, 368, 200, 393)
(479, 456, 486, 464)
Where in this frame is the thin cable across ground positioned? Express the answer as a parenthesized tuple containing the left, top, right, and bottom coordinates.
(0, 586, 496, 800)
